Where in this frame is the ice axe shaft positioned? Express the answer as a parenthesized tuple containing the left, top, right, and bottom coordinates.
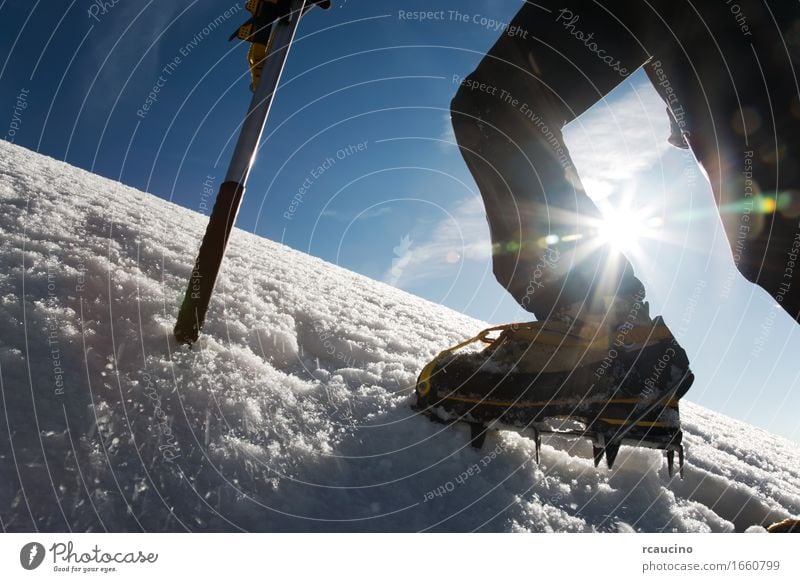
(174, 0, 307, 345)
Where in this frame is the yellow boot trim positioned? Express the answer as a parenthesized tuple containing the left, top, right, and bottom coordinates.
(598, 418, 672, 428)
(417, 328, 497, 398)
(440, 393, 679, 409)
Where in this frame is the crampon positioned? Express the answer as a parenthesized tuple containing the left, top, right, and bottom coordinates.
(413, 322, 694, 478)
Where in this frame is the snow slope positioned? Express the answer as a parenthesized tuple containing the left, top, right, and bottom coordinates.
(1, 140, 799, 532)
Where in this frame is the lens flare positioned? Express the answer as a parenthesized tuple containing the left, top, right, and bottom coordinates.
(596, 207, 648, 252)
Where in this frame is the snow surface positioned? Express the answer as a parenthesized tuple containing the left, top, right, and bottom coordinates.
(1, 140, 799, 532)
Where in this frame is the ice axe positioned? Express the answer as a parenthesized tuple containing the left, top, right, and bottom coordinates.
(174, 0, 326, 344)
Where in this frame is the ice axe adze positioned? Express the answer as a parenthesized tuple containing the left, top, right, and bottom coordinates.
(174, 0, 310, 345)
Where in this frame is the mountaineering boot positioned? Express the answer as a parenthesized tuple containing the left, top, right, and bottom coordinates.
(415, 294, 693, 459)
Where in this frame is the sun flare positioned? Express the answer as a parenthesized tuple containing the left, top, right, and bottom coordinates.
(594, 203, 665, 255)
(597, 209, 644, 252)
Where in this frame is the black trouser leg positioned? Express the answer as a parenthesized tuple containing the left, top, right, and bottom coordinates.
(655, 0, 800, 321)
(451, 1, 655, 320)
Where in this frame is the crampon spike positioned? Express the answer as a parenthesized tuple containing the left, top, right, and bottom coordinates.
(667, 450, 675, 477)
(605, 441, 621, 469)
(531, 427, 542, 464)
(678, 445, 685, 478)
(469, 423, 487, 449)
(593, 445, 604, 467)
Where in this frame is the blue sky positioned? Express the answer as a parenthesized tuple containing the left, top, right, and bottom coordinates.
(2, 0, 799, 442)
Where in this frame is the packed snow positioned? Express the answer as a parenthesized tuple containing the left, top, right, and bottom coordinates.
(1, 140, 799, 532)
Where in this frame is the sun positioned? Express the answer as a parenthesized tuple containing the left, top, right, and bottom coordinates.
(541, 191, 670, 263)
(595, 205, 664, 254)
(597, 209, 644, 252)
